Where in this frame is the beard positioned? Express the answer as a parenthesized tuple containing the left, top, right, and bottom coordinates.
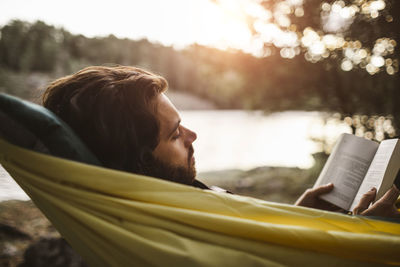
(142, 146, 196, 185)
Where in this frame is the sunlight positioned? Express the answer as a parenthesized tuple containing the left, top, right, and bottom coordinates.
(196, 0, 253, 50)
(0, 0, 300, 56)
(0, 0, 255, 52)
(1, 0, 397, 74)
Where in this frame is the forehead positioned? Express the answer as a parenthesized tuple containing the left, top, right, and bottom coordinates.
(155, 93, 180, 135)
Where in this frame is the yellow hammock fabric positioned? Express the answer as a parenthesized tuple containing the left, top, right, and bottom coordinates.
(1, 138, 399, 267)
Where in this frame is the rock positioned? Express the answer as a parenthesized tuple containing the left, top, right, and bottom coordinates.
(1, 242, 18, 258)
(19, 238, 87, 267)
(0, 223, 31, 241)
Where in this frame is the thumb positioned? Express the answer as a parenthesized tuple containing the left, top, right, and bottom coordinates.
(312, 183, 334, 196)
(353, 187, 376, 215)
(375, 185, 400, 205)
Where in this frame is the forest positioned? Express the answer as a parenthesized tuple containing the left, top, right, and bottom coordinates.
(0, 0, 399, 144)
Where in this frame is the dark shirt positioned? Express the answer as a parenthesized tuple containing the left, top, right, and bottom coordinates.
(192, 179, 233, 194)
(192, 180, 210, 190)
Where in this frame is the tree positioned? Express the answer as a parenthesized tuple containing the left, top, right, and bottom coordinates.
(0, 20, 30, 71)
(230, 0, 400, 139)
(0, 20, 59, 72)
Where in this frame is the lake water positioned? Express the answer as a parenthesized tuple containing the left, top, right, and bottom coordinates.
(0, 110, 351, 201)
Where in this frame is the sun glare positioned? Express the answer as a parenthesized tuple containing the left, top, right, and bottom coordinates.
(191, 0, 254, 51)
(1, 0, 397, 74)
(0, 0, 255, 52)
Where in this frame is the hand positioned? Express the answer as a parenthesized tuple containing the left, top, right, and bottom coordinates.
(353, 185, 400, 218)
(295, 183, 343, 212)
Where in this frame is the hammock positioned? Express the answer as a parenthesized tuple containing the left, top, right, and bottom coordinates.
(0, 93, 399, 266)
(2, 139, 400, 266)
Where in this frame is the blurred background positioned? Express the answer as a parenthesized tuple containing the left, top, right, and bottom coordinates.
(0, 0, 399, 265)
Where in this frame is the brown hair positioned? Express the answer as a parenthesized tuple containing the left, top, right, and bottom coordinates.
(42, 65, 167, 173)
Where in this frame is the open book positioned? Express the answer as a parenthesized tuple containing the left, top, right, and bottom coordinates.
(314, 133, 400, 211)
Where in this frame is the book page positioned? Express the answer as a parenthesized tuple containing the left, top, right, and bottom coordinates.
(350, 139, 399, 211)
(314, 134, 379, 210)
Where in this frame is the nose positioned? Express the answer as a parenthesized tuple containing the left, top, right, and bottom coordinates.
(183, 126, 197, 146)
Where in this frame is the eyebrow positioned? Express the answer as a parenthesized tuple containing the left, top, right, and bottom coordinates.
(168, 119, 181, 138)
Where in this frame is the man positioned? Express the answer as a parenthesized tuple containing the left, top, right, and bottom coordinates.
(42, 65, 400, 218)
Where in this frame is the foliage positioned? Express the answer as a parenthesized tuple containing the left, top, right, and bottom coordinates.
(0, 10, 399, 137)
(0, 20, 59, 72)
(244, 0, 399, 75)
(240, 0, 400, 136)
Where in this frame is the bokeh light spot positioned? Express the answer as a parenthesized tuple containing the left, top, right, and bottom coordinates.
(341, 59, 353, 71)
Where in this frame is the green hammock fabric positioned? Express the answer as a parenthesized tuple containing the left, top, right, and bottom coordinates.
(1, 138, 399, 266)
(0, 93, 101, 166)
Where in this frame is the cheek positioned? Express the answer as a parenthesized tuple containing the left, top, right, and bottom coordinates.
(153, 141, 187, 164)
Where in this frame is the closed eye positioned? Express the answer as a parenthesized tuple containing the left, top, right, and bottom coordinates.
(172, 129, 181, 140)
(168, 119, 181, 140)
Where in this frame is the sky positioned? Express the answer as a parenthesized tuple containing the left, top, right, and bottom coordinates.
(2, 0, 388, 72)
(0, 0, 255, 51)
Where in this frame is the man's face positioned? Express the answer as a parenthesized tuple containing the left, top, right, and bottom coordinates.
(151, 93, 197, 184)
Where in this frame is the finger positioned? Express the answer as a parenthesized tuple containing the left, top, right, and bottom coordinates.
(376, 185, 400, 204)
(353, 187, 376, 215)
(311, 183, 334, 196)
